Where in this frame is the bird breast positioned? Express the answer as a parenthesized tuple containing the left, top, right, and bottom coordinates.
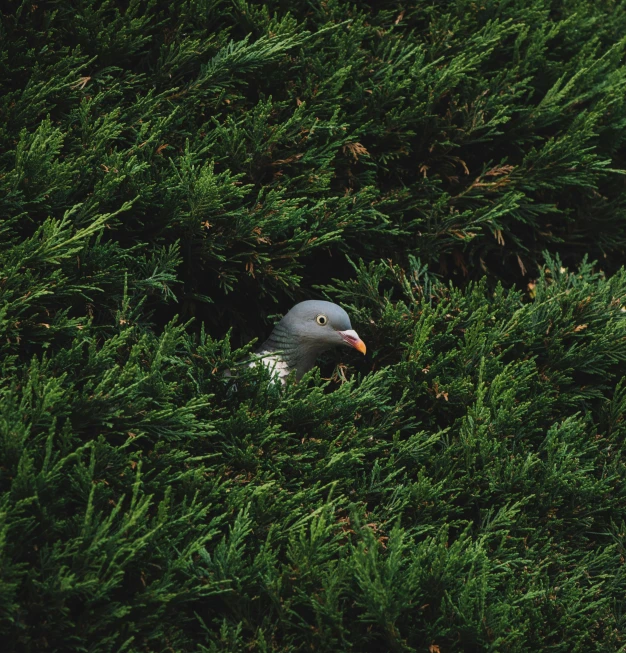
(249, 351, 291, 384)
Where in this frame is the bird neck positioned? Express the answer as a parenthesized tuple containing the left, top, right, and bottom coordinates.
(259, 323, 324, 380)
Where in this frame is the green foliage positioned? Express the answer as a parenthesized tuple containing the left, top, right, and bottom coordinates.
(2, 0, 626, 651)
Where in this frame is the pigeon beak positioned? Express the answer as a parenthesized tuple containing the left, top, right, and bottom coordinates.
(338, 329, 367, 355)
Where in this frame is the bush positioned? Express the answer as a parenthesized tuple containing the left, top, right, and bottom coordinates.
(1, 1, 626, 651)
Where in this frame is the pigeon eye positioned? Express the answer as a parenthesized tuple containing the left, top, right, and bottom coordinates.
(316, 314, 328, 326)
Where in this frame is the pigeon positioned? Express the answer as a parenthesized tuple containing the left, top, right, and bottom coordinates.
(250, 300, 366, 384)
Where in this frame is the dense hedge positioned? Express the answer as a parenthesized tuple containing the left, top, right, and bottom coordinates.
(2, 1, 626, 651)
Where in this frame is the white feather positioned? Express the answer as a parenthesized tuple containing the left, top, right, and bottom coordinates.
(249, 351, 291, 384)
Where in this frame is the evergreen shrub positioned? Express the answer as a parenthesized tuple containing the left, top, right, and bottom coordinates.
(1, 1, 626, 650)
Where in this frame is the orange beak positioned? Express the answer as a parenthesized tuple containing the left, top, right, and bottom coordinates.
(339, 330, 367, 355)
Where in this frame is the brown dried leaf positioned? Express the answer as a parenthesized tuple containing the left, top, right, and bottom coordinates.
(271, 153, 303, 165)
(485, 165, 515, 177)
(72, 76, 91, 90)
(343, 142, 369, 160)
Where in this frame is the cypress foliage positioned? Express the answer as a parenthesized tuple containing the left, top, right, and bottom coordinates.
(1, 1, 626, 650)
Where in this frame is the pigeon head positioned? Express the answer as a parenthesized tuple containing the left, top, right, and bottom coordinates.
(280, 301, 365, 351)
(257, 300, 366, 381)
